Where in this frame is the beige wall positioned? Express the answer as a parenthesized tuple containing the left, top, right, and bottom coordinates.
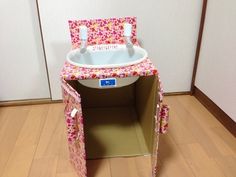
(38, 0, 202, 99)
(195, 0, 236, 121)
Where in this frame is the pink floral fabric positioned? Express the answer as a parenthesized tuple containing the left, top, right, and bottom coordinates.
(68, 17, 137, 49)
(159, 105, 170, 134)
(152, 109, 160, 177)
(61, 58, 158, 81)
(61, 79, 87, 177)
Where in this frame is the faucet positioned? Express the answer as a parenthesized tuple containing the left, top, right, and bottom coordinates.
(79, 25, 88, 53)
(124, 23, 133, 48)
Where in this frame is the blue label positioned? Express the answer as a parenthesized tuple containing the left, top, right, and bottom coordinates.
(99, 78, 117, 87)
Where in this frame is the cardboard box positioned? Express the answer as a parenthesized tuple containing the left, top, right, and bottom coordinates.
(67, 75, 158, 159)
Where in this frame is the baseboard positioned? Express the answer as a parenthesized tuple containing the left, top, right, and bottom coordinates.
(0, 98, 63, 107)
(164, 91, 191, 96)
(193, 86, 236, 137)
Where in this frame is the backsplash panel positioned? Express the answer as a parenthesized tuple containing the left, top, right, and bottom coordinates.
(68, 17, 137, 48)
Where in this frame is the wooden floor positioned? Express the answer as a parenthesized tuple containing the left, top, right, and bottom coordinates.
(0, 95, 235, 177)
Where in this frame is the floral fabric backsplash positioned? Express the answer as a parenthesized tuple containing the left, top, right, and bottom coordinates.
(68, 17, 137, 48)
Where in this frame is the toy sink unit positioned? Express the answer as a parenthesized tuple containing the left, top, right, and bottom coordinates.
(67, 44, 148, 88)
(61, 17, 169, 177)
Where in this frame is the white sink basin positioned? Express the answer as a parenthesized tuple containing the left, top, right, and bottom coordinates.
(66, 44, 148, 88)
(67, 44, 148, 68)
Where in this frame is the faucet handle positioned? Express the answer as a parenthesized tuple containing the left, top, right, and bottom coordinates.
(124, 23, 132, 37)
(79, 25, 88, 40)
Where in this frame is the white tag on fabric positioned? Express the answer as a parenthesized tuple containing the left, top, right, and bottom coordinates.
(70, 108, 78, 117)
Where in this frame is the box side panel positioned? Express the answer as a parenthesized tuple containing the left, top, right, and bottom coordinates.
(135, 76, 158, 153)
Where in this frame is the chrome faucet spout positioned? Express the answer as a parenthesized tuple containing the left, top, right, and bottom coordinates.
(80, 39, 87, 53)
(125, 36, 133, 48)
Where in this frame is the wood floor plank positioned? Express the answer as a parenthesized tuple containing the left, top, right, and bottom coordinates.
(206, 127, 236, 156)
(155, 158, 169, 177)
(214, 155, 236, 177)
(109, 157, 134, 177)
(165, 96, 223, 158)
(0, 107, 9, 129)
(28, 157, 58, 177)
(134, 156, 152, 177)
(55, 172, 78, 177)
(110, 157, 149, 177)
(176, 95, 223, 128)
(168, 96, 236, 157)
(56, 123, 75, 175)
(176, 95, 236, 156)
(178, 143, 226, 177)
(1, 105, 49, 177)
(34, 104, 64, 159)
(87, 159, 111, 177)
(157, 134, 195, 177)
(28, 104, 64, 177)
(167, 106, 197, 145)
(0, 106, 29, 176)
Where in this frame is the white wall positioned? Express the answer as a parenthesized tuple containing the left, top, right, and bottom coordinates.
(0, 0, 50, 101)
(195, 0, 236, 121)
(38, 0, 202, 100)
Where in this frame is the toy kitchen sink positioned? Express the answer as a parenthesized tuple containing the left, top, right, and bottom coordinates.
(60, 17, 169, 177)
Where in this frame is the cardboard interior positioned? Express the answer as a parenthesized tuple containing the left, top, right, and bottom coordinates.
(67, 75, 158, 159)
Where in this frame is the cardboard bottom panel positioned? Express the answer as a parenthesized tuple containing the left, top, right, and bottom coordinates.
(83, 106, 150, 159)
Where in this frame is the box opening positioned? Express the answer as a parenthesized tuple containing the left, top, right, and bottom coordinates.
(67, 76, 158, 160)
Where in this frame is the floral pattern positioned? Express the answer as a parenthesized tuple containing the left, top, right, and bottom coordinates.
(68, 17, 137, 49)
(61, 79, 87, 177)
(61, 58, 158, 81)
(159, 105, 170, 134)
(62, 17, 169, 177)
